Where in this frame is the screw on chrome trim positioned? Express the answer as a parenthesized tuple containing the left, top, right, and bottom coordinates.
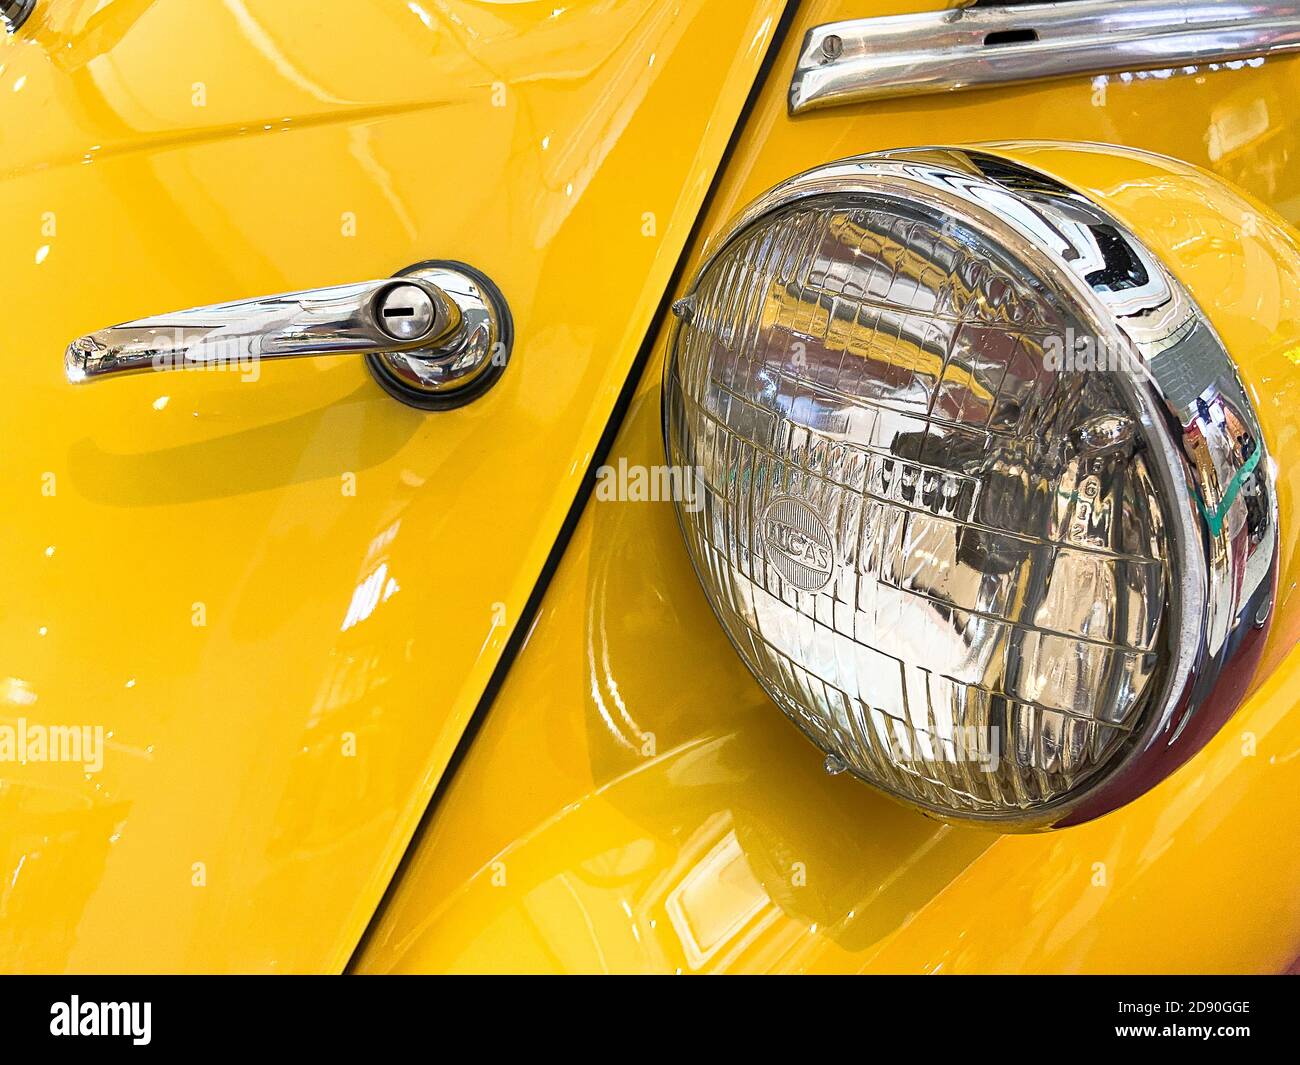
(1, 0, 35, 32)
(824, 754, 847, 776)
(821, 34, 843, 60)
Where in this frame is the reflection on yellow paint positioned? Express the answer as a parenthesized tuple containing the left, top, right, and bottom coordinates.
(664, 823, 773, 971)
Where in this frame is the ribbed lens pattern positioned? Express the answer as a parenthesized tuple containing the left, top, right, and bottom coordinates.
(665, 198, 1169, 817)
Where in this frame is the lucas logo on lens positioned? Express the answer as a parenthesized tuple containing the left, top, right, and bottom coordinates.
(761, 496, 835, 592)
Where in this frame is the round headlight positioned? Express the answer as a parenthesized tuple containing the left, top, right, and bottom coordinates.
(664, 147, 1276, 828)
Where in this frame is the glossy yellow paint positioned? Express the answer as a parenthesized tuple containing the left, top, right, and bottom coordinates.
(0, 0, 786, 972)
(358, 2, 1300, 973)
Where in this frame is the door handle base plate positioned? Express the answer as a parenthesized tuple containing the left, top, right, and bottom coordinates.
(365, 260, 513, 410)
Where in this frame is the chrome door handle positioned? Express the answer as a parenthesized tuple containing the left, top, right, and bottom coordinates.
(65, 260, 513, 409)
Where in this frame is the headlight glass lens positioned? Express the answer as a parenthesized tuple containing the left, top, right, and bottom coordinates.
(665, 191, 1172, 819)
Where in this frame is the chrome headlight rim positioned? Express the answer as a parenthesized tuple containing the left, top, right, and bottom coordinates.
(664, 146, 1277, 829)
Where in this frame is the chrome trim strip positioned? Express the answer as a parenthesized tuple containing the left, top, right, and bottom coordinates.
(790, 1, 1300, 114)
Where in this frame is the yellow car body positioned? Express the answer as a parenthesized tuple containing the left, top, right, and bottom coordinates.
(2, 0, 1298, 974)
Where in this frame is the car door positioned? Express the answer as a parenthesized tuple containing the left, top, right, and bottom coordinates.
(0, 0, 785, 972)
